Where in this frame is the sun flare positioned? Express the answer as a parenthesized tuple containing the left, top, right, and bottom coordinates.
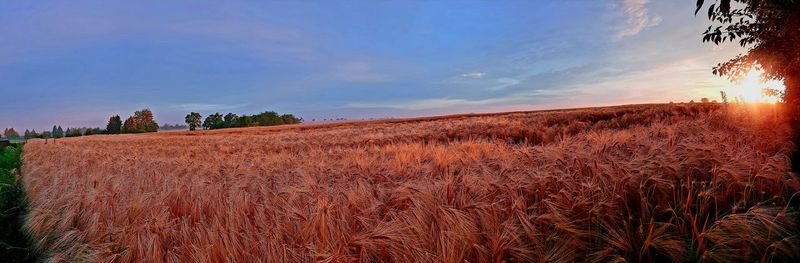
(729, 68, 786, 104)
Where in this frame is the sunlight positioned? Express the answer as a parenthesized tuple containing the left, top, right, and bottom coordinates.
(728, 68, 786, 104)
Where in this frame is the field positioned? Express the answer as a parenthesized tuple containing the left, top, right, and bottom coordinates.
(21, 104, 800, 262)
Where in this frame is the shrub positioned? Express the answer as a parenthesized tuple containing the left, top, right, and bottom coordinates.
(0, 145, 36, 261)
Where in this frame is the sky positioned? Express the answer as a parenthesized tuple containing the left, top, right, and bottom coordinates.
(0, 0, 748, 131)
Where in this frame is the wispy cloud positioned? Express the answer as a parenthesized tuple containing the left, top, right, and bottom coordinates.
(348, 97, 513, 110)
(170, 103, 248, 112)
(347, 89, 576, 111)
(488, 78, 522, 91)
(617, 0, 662, 38)
(460, 71, 486, 79)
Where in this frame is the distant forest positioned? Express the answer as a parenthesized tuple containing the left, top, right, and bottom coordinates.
(185, 111, 302, 131)
(1, 109, 302, 140)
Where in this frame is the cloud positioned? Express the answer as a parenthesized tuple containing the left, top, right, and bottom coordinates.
(648, 16, 663, 27)
(170, 103, 248, 112)
(348, 97, 513, 110)
(488, 78, 522, 91)
(347, 88, 577, 111)
(460, 71, 486, 79)
(617, 0, 661, 38)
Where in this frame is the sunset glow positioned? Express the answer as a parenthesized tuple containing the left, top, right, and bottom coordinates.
(3, 0, 800, 262)
(728, 68, 786, 104)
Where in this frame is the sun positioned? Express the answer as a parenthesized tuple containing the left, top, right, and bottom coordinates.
(728, 68, 785, 104)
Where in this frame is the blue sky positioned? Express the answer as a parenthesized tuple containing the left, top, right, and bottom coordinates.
(0, 0, 744, 131)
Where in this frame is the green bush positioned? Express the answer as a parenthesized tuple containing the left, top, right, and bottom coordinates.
(0, 145, 36, 262)
(0, 145, 21, 170)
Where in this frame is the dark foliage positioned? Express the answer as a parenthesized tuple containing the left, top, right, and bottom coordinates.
(122, 109, 158, 133)
(106, 115, 123, 134)
(199, 111, 302, 130)
(184, 112, 202, 131)
(0, 145, 37, 262)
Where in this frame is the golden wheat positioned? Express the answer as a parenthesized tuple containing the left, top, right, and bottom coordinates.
(21, 104, 800, 262)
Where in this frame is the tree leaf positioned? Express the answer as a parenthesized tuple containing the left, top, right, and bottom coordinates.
(695, 0, 705, 15)
(708, 4, 715, 19)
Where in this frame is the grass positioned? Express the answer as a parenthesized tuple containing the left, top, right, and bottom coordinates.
(0, 144, 36, 262)
(19, 103, 800, 262)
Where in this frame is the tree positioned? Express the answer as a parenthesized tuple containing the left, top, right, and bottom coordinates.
(701, 98, 710, 103)
(135, 109, 158, 132)
(65, 128, 82, 137)
(106, 115, 123, 134)
(30, 129, 37, 139)
(695, 0, 800, 169)
(281, 114, 301, 124)
(3, 128, 19, 138)
(51, 126, 65, 139)
(236, 115, 256, 127)
(122, 116, 137, 133)
(122, 109, 159, 133)
(188, 110, 301, 130)
(203, 113, 224, 130)
(24, 129, 31, 140)
(185, 112, 202, 131)
(254, 111, 283, 126)
(763, 87, 786, 102)
(224, 113, 239, 128)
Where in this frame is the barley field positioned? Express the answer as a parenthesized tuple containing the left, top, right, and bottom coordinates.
(21, 104, 800, 262)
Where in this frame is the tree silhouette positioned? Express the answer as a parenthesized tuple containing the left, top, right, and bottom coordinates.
(191, 110, 301, 130)
(223, 113, 238, 128)
(136, 109, 158, 132)
(122, 109, 159, 133)
(281, 114, 301, 124)
(3, 128, 19, 138)
(185, 112, 202, 131)
(695, 0, 800, 170)
(106, 115, 123, 134)
(203, 113, 224, 130)
(65, 128, 82, 137)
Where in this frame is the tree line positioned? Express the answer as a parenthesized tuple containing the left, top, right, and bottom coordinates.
(0, 108, 159, 141)
(2, 126, 92, 140)
(3, 108, 301, 140)
(185, 111, 301, 131)
(68, 108, 159, 137)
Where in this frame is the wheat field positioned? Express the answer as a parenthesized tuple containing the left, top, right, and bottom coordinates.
(21, 104, 800, 262)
